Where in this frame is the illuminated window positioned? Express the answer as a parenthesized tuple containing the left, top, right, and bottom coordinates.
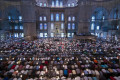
(40, 3, 42, 6)
(40, 16, 42, 21)
(92, 16, 95, 21)
(117, 25, 119, 29)
(56, 0, 59, 7)
(19, 16, 22, 21)
(61, 13, 64, 21)
(10, 34, 12, 37)
(68, 33, 71, 37)
(14, 33, 18, 37)
(51, 33, 54, 37)
(44, 33, 47, 37)
(20, 33, 24, 37)
(44, 23, 47, 30)
(15, 26, 18, 29)
(68, 23, 71, 30)
(40, 23, 43, 30)
(72, 33, 74, 37)
(52, 0, 55, 7)
(20, 26, 23, 29)
(68, 17, 71, 21)
(68, 4, 70, 7)
(56, 14, 59, 21)
(44, 16, 46, 21)
(103, 16, 105, 20)
(51, 14, 54, 21)
(61, 23, 64, 29)
(72, 23, 75, 30)
(40, 33, 43, 37)
(44, 3, 47, 7)
(60, 1, 63, 7)
(61, 33, 64, 37)
(91, 33, 94, 35)
(91, 23, 94, 30)
(8, 16, 11, 20)
(97, 26, 100, 30)
(72, 3, 75, 7)
(95, 33, 98, 36)
(51, 23, 54, 29)
(72, 17, 75, 21)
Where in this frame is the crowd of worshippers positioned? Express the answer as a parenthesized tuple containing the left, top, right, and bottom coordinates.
(0, 38, 120, 80)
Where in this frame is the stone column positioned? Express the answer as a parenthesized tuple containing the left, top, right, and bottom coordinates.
(21, 0, 36, 40)
(77, 3, 92, 34)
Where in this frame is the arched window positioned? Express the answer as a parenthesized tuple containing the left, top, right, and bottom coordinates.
(72, 16, 75, 21)
(68, 23, 71, 30)
(51, 0, 63, 7)
(72, 33, 74, 37)
(51, 23, 54, 29)
(68, 17, 71, 21)
(44, 23, 47, 30)
(91, 23, 94, 30)
(68, 4, 70, 7)
(52, 0, 55, 7)
(40, 23, 43, 30)
(61, 33, 64, 37)
(40, 33, 43, 37)
(40, 3, 42, 6)
(51, 33, 54, 37)
(61, 23, 64, 29)
(92, 16, 95, 21)
(20, 33, 24, 37)
(44, 3, 47, 7)
(51, 13, 54, 21)
(15, 26, 18, 29)
(97, 26, 100, 30)
(72, 3, 75, 7)
(14, 33, 18, 38)
(40, 16, 47, 21)
(40, 16, 42, 21)
(56, 0, 59, 7)
(19, 16, 22, 21)
(44, 16, 47, 21)
(60, 0, 63, 7)
(61, 13, 64, 21)
(103, 16, 105, 20)
(117, 25, 119, 29)
(72, 23, 75, 30)
(44, 33, 47, 37)
(56, 14, 59, 21)
(20, 26, 23, 29)
(8, 16, 11, 20)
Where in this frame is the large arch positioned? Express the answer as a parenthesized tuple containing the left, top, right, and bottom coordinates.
(109, 5, 120, 19)
(4, 6, 21, 20)
(109, 5, 120, 37)
(90, 7, 110, 38)
(3, 6, 24, 38)
(91, 7, 109, 19)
